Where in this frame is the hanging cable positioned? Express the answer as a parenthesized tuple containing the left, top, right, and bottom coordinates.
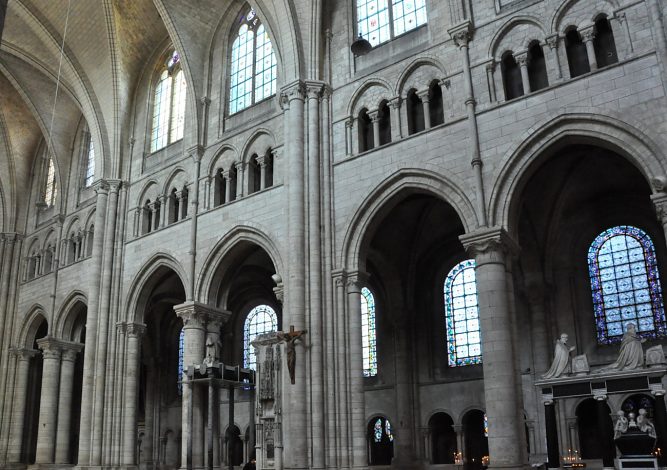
(46, 0, 72, 158)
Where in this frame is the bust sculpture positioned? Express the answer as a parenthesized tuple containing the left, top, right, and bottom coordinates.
(604, 323, 645, 371)
(542, 333, 575, 379)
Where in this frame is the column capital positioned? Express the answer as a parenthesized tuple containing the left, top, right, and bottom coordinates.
(448, 21, 473, 49)
(415, 89, 430, 101)
(173, 301, 231, 329)
(92, 179, 110, 195)
(388, 96, 402, 109)
(332, 269, 347, 287)
(279, 80, 306, 109)
(367, 109, 380, 122)
(255, 154, 268, 167)
(459, 227, 520, 262)
(37, 336, 63, 359)
(305, 81, 325, 100)
(345, 270, 370, 293)
(514, 51, 529, 66)
(651, 191, 667, 222)
(651, 389, 666, 397)
(10, 347, 40, 360)
(126, 322, 147, 338)
(106, 179, 123, 193)
(580, 26, 596, 43)
(546, 34, 560, 50)
(484, 59, 496, 72)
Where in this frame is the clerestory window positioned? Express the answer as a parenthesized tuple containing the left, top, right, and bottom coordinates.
(229, 9, 277, 114)
(356, 0, 427, 48)
(150, 50, 187, 152)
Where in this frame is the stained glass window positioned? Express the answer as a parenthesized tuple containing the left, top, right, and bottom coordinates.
(361, 287, 377, 377)
(229, 10, 277, 114)
(150, 50, 187, 153)
(385, 419, 393, 442)
(84, 137, 95, 187)
(588, 225, 666, 344)
(484, 413, 488, 437)
(243, 304, 278, 370)
(374, 418, 383, 443)
(44, 157, 57, 207)
(444, 259, 482, 367)
(357, 0, 427, 47)
(178, 328, 184, 396)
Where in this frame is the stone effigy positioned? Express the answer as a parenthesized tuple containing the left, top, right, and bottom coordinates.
(542, 333, 576, 379)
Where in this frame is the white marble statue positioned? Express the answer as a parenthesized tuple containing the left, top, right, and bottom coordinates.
(604, 323, 646, 371)
(542, 333, 576, 379)
(637, 408, 657, 438)
(614, 410, 629, 439)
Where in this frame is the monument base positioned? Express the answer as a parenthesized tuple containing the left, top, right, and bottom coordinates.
(615, 457, 658, 470)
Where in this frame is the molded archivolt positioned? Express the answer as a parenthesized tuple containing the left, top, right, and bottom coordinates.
(124, 253, 188, 324)
(195, 224, 284, 306)
(241, 129, 275, 164)
(208, 146, 240, 177)
(340, 167, 479, 272)
(488, 112, 667, 233)
(347, 79, 393, 117)
(16, 306, 48, 347)
(162, 167, 189, 195)
(489, 16, 547, 59)
(42, 229, 57, 251)
(551, 0, 617, 32)
(396, 57, 445, 97)
(54, 291, 87, 340)
(136, 180, 160, 207)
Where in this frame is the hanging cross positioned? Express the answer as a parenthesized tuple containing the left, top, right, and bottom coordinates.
(278, 325, 307, 385)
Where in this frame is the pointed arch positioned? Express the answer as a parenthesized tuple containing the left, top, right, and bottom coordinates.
(54, 291, 88, 340)
(16, 305, 48, 347)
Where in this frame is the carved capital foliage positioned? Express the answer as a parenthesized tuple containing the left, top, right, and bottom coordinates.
(367, 109, 380, 122)
(174, 301, 230, 329)
(514, 51, 529, 66)
(580, 27, 596, 42)
(93, 179, 110, 195)
(459, 227, 519, 264)
(448, 21, 473, 49)
(545, 34, 559, 50)
(126, 322, 147, 338)
(10, 347, 39, 361)
(107, 179, 123, 193)
(388, 96, 402, 109)
(37, 337, 63, 359)
(345, 118, 354, 129)
(305, 81, 325, 100)
(651, 192, 667, 223)
(279, 81, 306, 110)
(187, 144, 205, 162)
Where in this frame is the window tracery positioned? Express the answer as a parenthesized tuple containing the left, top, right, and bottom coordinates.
(444, 260, 482, 367)
(150, 50, 186, 152)
(361, 287, 378, 377)
(229, 9, 277, 114)
(588, 226, 666, 343)
(356, 0, 427, 48)
(243, 304, 278, 370)
(44, 157, 57, 207)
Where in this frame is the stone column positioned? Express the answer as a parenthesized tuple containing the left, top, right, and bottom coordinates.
(279, 81, 308, 469)
(417, 89, 431, 130)
(453, 424, 464, 458)
(368, 109, 380, 149)
(158, 195, 168, 227)
(223, 170, 232, 203)
(35, 337, 62, 464)
(392, 317, 417, 465)
(581, 28, 598, 71)
(256, 155, 267, 190)
(6, 348, 39, 463)
(346, 274, 367, 467)
(55, 343, 83, 463)
(651, 389, 667, 466)
(544, 400, 559, 468)
(460, 228, 526, 470)
(388, 97, 402, 140)
(594, 394, 614, 469)
(485, 62, 497, 103)
(149, 202, 158, 231)
(545, 34, 563, 80)
(515, 52, 531, 94)
(122, 322, 145, 466)
(235, 161, 244, 200)
(180, 189, 188, 219)
(345, 118, 354, 156)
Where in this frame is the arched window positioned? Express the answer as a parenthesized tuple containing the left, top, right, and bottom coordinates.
(168, 188, 179, 224)
(429, 413, 457, 464)
(178, 328, 184, 396)
(565, 28, 590, 78)
(356, 0, 427, 47)
(142, 200, 152, 235)
(151, 50, 187, 153)
(86, 225, 94, 257)
(593, 15, 618, 68)
(361, 287, 377, 377)
(444, 260, 482, 367)
(44, 157, 57, 207)
(501, 52, 524, 100)
(249, 155, 261, 194)
(406, 89, 424, 135)
(428, 81, 444, 127)
(214, 168, 227, 207)
(527, 41, 549, 92)
(378, 101, 391, 146)
(368, 416, 394, 465)
(358, 108, 374, 152)
(243, 304, 278, 370)
(229, 9, 277, 114)
(84, 136, 95, 187)
(588, 226, 666, 343)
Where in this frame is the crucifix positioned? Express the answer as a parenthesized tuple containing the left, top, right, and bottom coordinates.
(277, 325, 307, 384)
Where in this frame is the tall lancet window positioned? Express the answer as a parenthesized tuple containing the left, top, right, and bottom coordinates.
(84, 136, 95, 187)
(243, 304, 278, 370)
(44, 157, 57, 207)
(361, 287, 378, 376)
(588, 226, 666, 343)
(229, 9, 277, 114)
(444, 260, 481, 367)
(356, 0, 427, 47)
(178, 328, 185, 396)
(150, 50, 187, 152)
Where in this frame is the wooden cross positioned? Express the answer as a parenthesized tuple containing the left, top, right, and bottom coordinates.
(279, 325, 307, 384)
